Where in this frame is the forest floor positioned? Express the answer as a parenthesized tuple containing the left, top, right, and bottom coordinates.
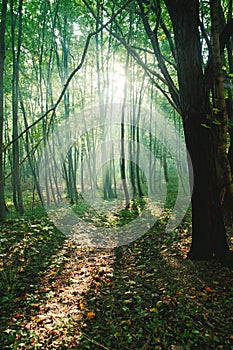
(0, 203, 233, 350)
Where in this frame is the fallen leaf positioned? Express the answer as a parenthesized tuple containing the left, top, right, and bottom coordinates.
(14, 297, 21, 302)
(79, 303, 85, 310)
(87, 311, 95, 319)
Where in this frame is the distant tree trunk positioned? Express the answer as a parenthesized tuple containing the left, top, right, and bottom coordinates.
(121, 69, 130, 208)
(121, 110, 130, 208)
(135, 73, 146, 197)
(129, 123, 137, 197)
(20, 94, 44, 204)
(11, 0, 24, 214)
(120, 7, 134, 208)
(0, 0, 8, 220)
(164, 0, 229, 259)
(162, 144, 169, 183)
(149, 86, 156, 195)
(95, 3, 116, 200)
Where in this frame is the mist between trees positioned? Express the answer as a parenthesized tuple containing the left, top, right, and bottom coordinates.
(0, 0, 232, 260)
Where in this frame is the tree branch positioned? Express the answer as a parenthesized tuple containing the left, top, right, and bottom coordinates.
(82, 0, 179, 112)
(136, 0, 180, 110)
(2, 0, 134, 153)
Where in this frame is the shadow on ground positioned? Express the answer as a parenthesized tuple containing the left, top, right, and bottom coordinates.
(0, 216, 232, 350)
(77, 221, 233, 350)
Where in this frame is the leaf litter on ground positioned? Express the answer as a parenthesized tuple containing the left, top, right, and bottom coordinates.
(0, 211, 232, 350)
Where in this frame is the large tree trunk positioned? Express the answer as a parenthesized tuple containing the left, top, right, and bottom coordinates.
(184, 116, 229, 259)
(164, 0, 229, 259)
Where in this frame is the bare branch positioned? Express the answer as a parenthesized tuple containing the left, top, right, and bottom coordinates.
(136, 0, 180, 110)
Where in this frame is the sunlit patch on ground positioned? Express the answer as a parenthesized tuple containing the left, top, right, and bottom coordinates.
(0, 213, 232, 349)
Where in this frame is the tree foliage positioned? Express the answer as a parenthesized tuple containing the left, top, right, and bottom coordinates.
(0, 0, 232, 260)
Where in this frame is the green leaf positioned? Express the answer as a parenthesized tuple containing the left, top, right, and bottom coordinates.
(212, 108, 221, 114)
(212, 119, 221, 126)
(201, 123, 211, 129)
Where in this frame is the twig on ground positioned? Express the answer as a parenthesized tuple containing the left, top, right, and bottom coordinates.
(81, 332, 110, 350)
(141, 334, 152, 349)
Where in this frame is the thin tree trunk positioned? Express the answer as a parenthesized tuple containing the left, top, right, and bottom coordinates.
(135, 73, 147, 197)
(0, 0, 8, 220)
(11, 0, 24, 214)
(20, 93, 44, 204)
(210, 0, 233, 225)
(120, 65, 130, 207)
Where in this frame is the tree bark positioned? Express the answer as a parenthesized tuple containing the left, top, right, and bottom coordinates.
(164, 0, 229, 259)
(11, 0, 24, 214)
(0, 0, 8, 221)
(210, 0, 233, 225)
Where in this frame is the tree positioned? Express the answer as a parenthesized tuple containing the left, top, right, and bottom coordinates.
(10, 0, 24, 214)
(153, 0, 232, 259)
(0, 0, 8, 220)
(0, 0, 231, 261)
(88, 0, 233, 259)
